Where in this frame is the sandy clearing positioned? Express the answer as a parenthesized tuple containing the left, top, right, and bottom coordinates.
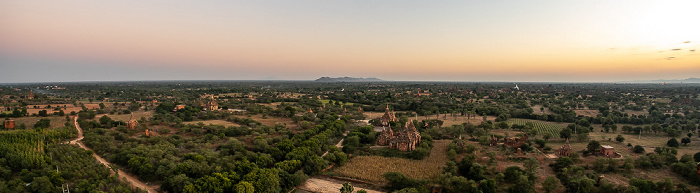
(299, 178, 384, 193)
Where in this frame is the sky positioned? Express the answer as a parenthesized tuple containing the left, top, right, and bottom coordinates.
(1, 0, 699, 83)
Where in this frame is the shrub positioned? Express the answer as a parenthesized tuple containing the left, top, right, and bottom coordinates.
(633, 145, 645, 154)
(615, 135, 625, 143)
(667, 138, 679, 147)
(158, 128, 171, 135)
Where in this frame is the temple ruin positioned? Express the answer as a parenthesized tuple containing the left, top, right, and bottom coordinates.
(377, 121, 422, 151)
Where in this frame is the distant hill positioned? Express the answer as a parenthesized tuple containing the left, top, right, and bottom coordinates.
(315, 76, 384, 82)
(619, 78, 700, 84)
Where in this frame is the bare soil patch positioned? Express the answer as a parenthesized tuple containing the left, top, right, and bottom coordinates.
(299, 177, 385, 193)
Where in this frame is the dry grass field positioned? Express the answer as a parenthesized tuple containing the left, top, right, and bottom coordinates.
(334, 140, 450, 182)
(256, 102, 283, 108)
(24, 103, 114, 116)
(623, 110, 648, 116)
(530, 105, 555, 115)
(362, 111, 496, 126)
(587, 130, 700, 158)
(183, 120, 241, 127)
(573, 109, 600, 117)
(544, 132, 700, 192)
(102, 111, 154, 122)
(7, 116, 68, 129)
(234, 114, 297, 128)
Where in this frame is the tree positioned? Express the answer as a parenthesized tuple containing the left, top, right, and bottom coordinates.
(357, 190, 368, 193)
(29, 176, 54, 193)
(33, 118, 51, 129)
(440, 173, 479, 193)
(616, 135, 625, 143)
(393, 188, 421, 193)
(552, 157, 573, 173)
(99, 115, 113, 125)
(543, 133, 552, 141)
(542, 176, 560, 193)
(383, 172, 422, 192)
(303, 156, 328, 175)
(340, 182, 354, 193)
(633, 145, 645, 154)
(667, 138, 680, 147)
(559, 128, 572, 139)
(681, 137, 691, 145)
(523, 157, 539, 174)
(234, 181, 254, 193)
(694, 152, 700, 162)
(587, 140, 601, 153)
(243, 168, 279, 193)
(535, 139, 547, 148)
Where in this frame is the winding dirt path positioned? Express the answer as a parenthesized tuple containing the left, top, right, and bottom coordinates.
(322, 131, 348, 157)
(69, 117, 159, 193)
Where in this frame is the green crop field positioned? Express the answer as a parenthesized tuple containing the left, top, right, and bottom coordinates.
(507, 118, 565, 137)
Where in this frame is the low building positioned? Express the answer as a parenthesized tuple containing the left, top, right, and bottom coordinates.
(4, 119, 15, 129)
(173, 104, 186, 112)
(600, 145, 615, 156)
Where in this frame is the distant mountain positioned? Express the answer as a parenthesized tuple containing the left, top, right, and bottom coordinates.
(619, 78, 700, 83)
(314, 76, 384, 82)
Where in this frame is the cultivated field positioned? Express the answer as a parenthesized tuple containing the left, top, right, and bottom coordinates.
(507, 118, 566, 137)
(334, 140, 450, 182)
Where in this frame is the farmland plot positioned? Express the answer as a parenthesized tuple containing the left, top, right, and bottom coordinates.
(334, 140, 449, 182)
(507, 119, 565, 137)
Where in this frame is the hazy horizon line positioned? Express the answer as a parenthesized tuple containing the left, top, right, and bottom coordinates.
(2, 78, 698, 85)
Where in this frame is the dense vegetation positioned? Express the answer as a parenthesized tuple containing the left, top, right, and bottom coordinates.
(0, 118, 141, 193)
(1, 81, 699, 193)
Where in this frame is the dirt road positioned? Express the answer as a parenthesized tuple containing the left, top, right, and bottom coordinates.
(322, 131, 348, 157)
(69, 117, 159, 193)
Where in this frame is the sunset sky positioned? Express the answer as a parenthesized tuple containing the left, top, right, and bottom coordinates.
(1, 0, 699, 83)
